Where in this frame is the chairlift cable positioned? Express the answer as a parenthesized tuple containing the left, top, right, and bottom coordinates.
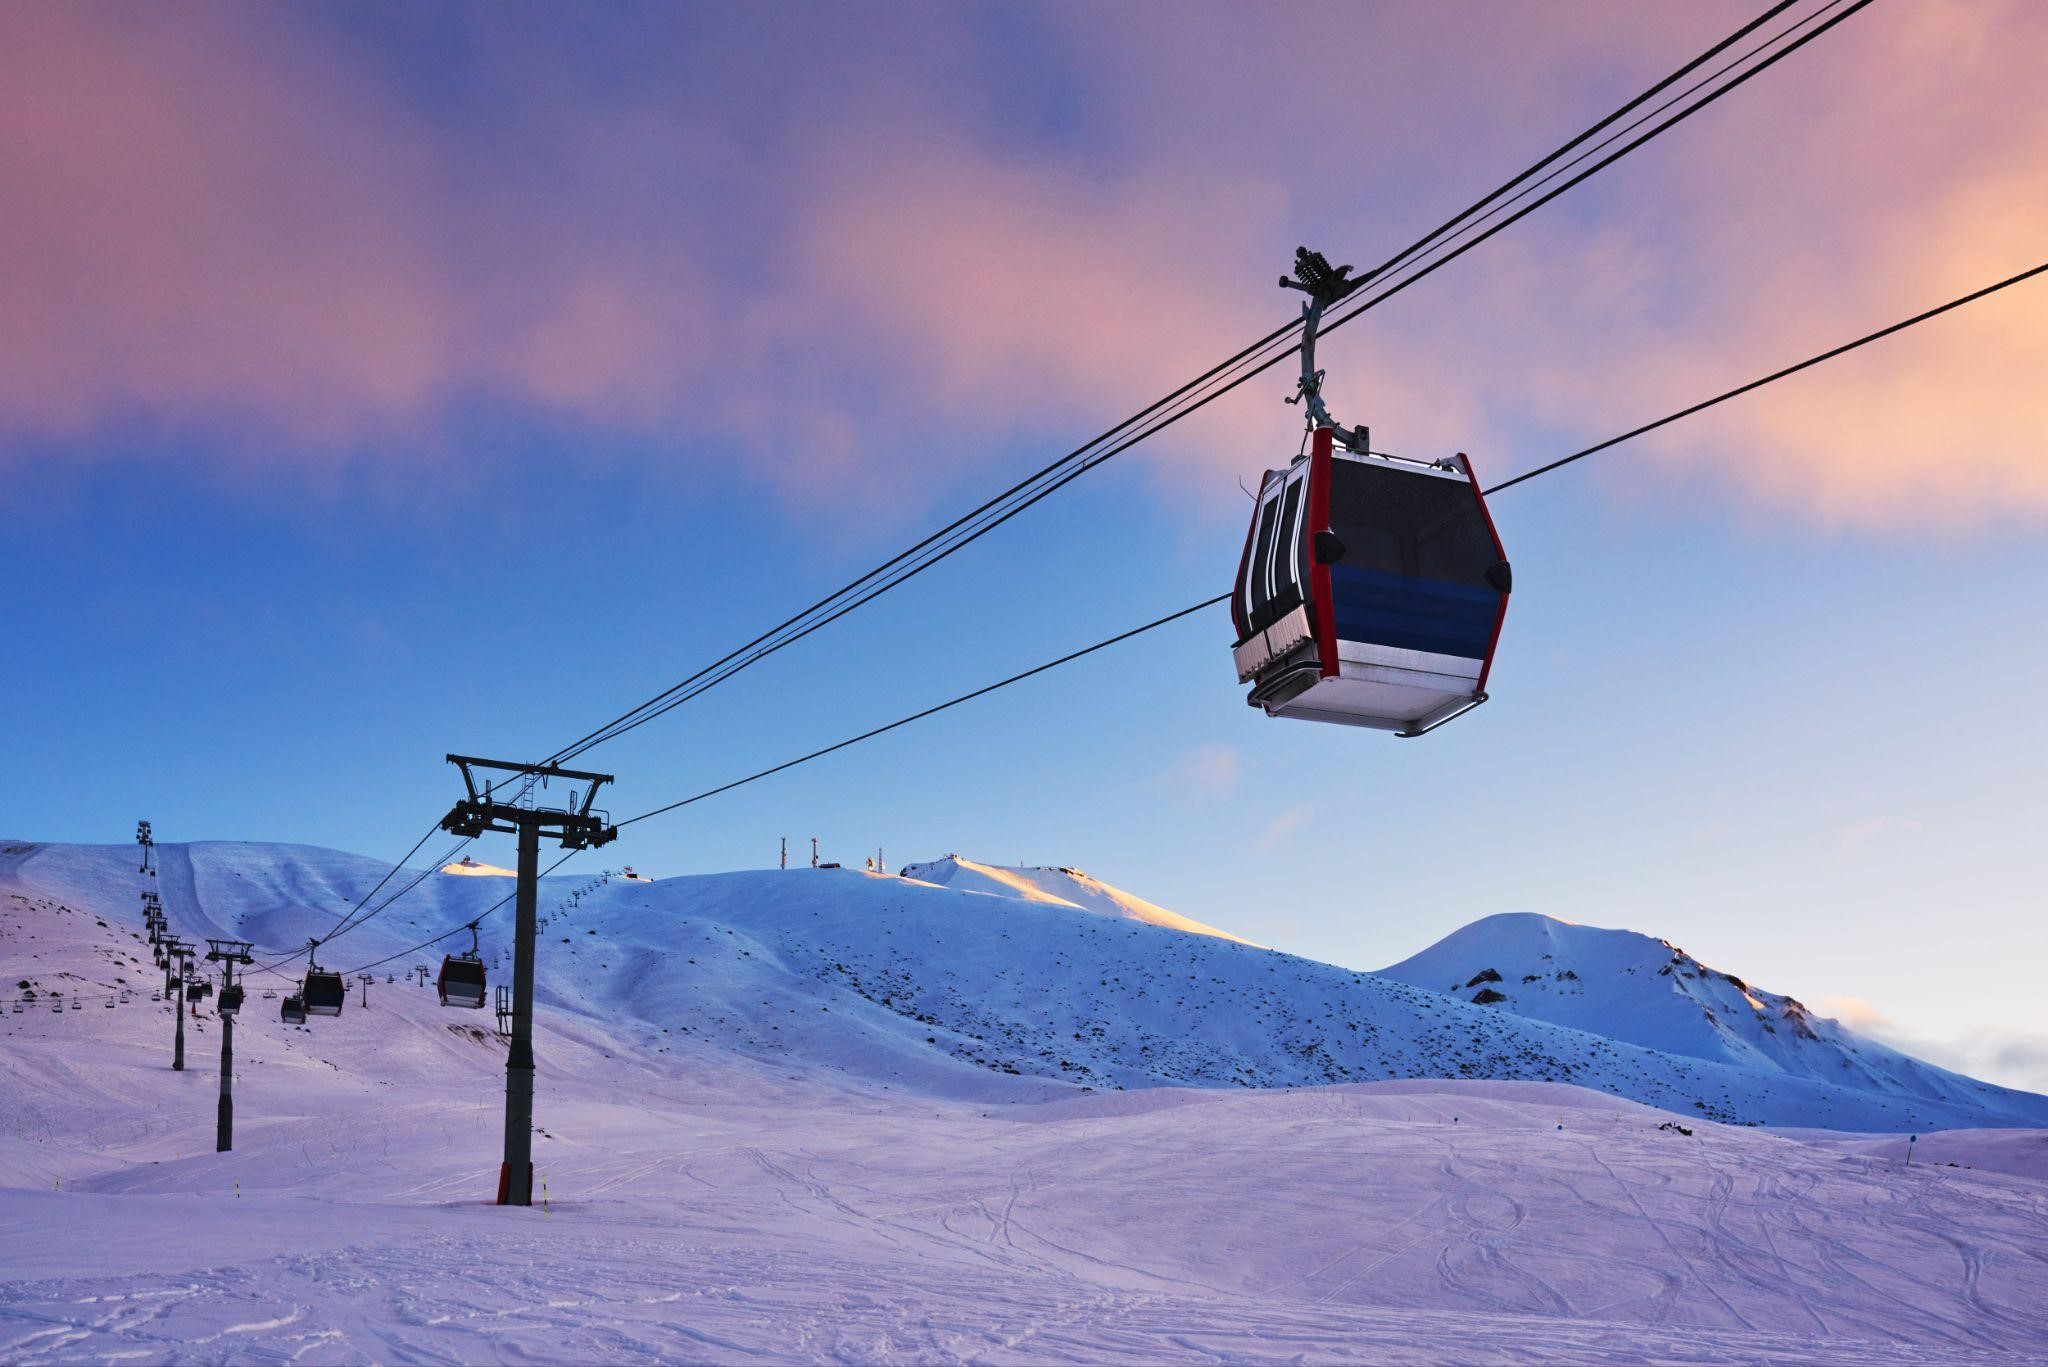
(1357, 2, 1800, 292)
(595, 259, 2048, 829)
(618, 596, 1229, 828)
(249, 829, 475, 977)
(308, 0, 1866, 962)
(1351, 0, 1856, 319)
(1023, 0, 1882, 523)
(1482, 260, 2048, 496)
(340, 851, 580, 976)
(457, 258, 2048, 919)
(536, 0, 1841, 768)
(331, 600, 1226, 975)
(1309, 0, 1873, 352)
(245, 820, 447, 975)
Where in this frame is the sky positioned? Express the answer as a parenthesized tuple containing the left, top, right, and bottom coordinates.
(5, 1, 2046, 1090)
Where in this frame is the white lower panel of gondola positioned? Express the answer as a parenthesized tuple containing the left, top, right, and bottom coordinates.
(1256, 641, 1483, 733)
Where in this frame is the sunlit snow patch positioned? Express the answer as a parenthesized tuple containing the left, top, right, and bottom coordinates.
(897, 855, 1259, 946)
(439, 856, 515, 878)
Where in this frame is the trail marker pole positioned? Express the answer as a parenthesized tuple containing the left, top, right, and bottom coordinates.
(440, 754, 618, 1207)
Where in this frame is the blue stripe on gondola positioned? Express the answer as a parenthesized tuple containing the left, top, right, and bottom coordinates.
(1327, 565, 1499, 660)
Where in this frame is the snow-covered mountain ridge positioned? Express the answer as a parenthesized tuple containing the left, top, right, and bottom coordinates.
(5, 838, 2048, 1362)
(1376, 912, 2028, 1122)
(3, 839, 2043, 1132)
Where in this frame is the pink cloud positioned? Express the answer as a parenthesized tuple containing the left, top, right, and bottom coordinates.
(2, 3, 2041, 531)
(1434, 1, 2048, 529)
(0, 6, 718, 465)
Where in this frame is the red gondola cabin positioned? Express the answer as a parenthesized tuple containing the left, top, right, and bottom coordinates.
(1232, 428, 1510, 735)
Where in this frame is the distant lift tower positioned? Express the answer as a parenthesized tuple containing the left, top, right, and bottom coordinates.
(205, 939, 254, 1151)
(136, 820, 155, 877)
(161, 938, 194, 1071)
(439, 754, 618, 1206)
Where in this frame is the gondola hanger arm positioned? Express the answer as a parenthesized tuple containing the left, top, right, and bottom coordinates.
(1281, 247, 1372, 456)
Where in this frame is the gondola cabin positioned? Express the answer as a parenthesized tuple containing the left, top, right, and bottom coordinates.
(301, 968, 345, 1017)
(1232, 429, 1510, 735)
(437, 954, 487, 1009)
(218, 984, 244, 1017)
(280, 994, 307, 1024)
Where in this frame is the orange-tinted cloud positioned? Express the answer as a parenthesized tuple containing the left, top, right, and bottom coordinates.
(2, 3, 2041, 529)
(1414, 1, 2048, 530)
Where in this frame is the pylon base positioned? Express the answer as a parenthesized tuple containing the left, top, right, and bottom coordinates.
(497, 1161, 533, 1206)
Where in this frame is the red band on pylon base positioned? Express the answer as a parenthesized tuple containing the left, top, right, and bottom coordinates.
(497, 1161, 533, 1205)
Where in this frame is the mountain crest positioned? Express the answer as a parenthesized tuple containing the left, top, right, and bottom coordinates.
(1377, 911, 2017, 1117)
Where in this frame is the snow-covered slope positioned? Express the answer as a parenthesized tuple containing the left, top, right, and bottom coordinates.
(4, 838, 2048, 1363)
(898, 855, 1256, 945)
(6, 840, 2042, 1132)
(1377, 912, 2047, 1126)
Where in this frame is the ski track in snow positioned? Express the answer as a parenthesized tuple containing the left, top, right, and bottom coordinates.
(2, 840, 2046, 1363)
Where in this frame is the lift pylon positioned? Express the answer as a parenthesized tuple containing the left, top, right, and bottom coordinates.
(440, 754, 618, 1207)
(204, 939, 254, 1151)
(160, 938, 194, 1070)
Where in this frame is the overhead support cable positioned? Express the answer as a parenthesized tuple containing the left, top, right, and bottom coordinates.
(248, 821, 466, 978)
(312, 0, 1870, 963)
(617, 596, 1229, 828)
(363, 256, 2041, 968)
(1483, 260, 2048, 495)
(533, 0, 1848, 768)
(341, 851, 578, 977)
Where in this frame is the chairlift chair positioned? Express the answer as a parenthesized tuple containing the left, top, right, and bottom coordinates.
(437, 924, 487, 1009)
(281, 994, 307, 1024)
(1230, 249, 1510, 735)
